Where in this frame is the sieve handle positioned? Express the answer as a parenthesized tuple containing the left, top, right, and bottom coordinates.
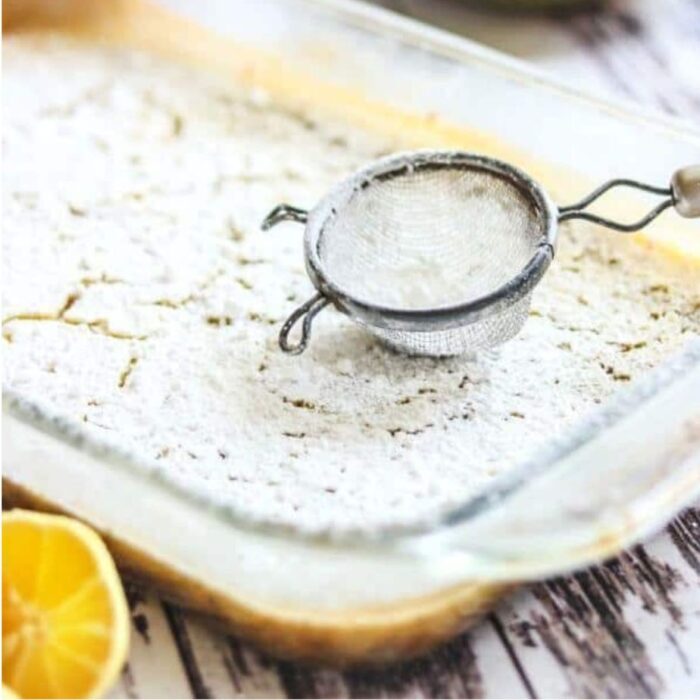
(672, 165, 700, 218)
(279, 292, 331, 355)
(558, 165, 700, 232)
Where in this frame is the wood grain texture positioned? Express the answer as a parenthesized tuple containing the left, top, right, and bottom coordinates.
(111, 1, 700, 697)
(112, 509, 700, 698)
(379, 0, 700, 119)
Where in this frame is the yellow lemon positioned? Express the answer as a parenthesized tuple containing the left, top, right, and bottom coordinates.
(2, 510, 129, 699)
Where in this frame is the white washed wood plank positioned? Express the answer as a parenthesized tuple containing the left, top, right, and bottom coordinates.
(627, 529, 700, 698)
(476, 617, 533, 699)
(488, 518, 700, 699)
(491, 591, 573, 699)
(171, 613, 289, 699)
(165, 615, 239, 699)
(341, 633, 486, 698)
(561, 2, 700, 118)
(218, 641, 289, 699)
(105, 669, 135, 700)
(275, 663, 350, 699)
(374, 0, 700, 119)
(123, 588, 194, 699)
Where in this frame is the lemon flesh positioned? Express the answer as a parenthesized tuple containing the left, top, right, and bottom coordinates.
(2, 510, 129, 699)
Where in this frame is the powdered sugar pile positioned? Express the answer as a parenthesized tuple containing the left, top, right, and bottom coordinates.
(4, 36, 699, 533)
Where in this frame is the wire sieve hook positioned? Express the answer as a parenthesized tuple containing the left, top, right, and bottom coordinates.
(261, 204, 327, 354)
(279, 292, 331, 355)
(261, 204, 308, 230)
(558, 165, 700, 232)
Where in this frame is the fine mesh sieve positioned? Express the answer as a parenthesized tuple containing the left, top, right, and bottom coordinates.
(262, 151, 700, 356)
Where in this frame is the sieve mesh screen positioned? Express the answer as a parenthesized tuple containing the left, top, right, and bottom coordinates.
(369, 294, 533, 356)
(317, 164, 544, 311)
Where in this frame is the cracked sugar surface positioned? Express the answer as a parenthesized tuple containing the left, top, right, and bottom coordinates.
(4, 36, 700, 533)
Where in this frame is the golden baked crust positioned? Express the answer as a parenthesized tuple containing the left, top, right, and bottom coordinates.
(3, 478, 510, 665)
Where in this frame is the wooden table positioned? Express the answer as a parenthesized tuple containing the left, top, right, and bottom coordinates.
(110, 2, 700, 697)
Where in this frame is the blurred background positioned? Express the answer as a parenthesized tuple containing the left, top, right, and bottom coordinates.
(370, 0, 700, 120)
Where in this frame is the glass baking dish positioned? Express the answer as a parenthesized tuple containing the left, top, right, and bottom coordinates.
(3, 0, 700, 664)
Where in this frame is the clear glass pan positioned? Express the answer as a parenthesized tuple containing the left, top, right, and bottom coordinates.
(4, 0, 700, 664)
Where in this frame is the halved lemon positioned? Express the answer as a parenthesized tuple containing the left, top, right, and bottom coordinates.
(2, 510, 129, 699)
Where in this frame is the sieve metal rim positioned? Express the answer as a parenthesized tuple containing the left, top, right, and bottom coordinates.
(303, 150, 558, 332)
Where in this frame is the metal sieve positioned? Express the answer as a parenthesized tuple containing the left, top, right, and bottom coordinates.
(262, 151, 700, 356)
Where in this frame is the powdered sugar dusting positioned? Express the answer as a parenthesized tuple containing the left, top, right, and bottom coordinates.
(4, 36, 699, 533)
